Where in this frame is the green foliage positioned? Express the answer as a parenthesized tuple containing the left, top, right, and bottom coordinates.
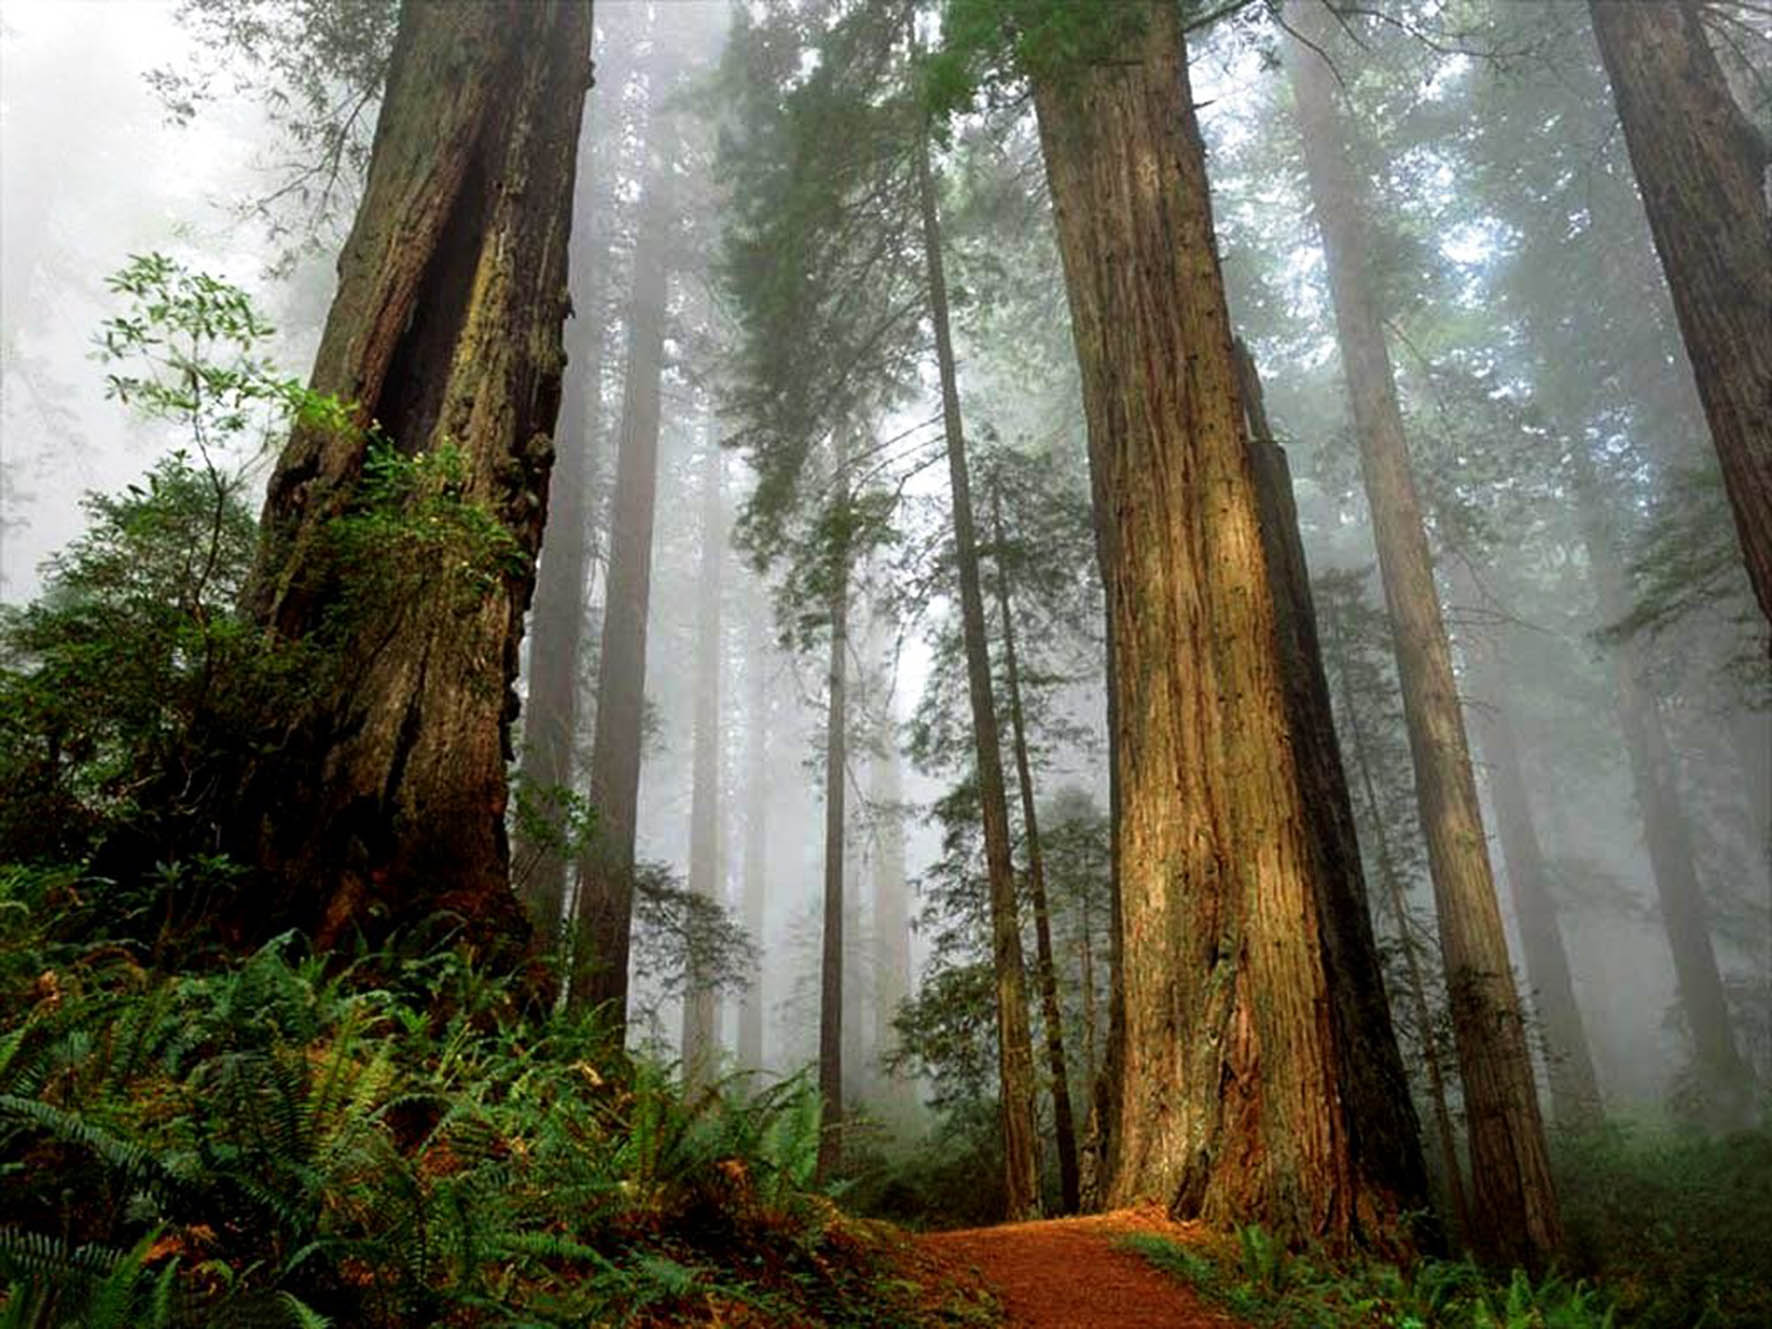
(1553, 1124, 1772, 1329)
(0, 454, 263, 864)
(323, 437, 525, 622)
(1127, 1127, 1772, 1329)
(0, 254, 352, 873)
(1123, 1229, 1618, 1329)
(0, 867, 988, 1327)
(921, 0, 1151, 118)
(97, 252, 351, 452)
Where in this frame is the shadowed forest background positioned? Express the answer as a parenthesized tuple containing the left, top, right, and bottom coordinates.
(1, 1, 1769, 1326)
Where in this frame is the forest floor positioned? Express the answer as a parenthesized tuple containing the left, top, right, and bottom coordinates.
(920, 1207, 1242, 1328)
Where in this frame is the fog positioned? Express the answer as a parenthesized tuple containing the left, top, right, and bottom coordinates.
(3, 0, 1768, 1172)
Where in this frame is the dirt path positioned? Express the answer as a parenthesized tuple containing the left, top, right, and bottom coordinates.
(919, 1209, 1241, 1328)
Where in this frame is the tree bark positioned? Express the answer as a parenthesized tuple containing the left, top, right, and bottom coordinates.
(1033, 0, 1424, 1251)
(1588, 0, 1772, 639)
(681, 425, 725, 1086)
(1235, 342, 1431, 1229)
(1569, 446, 1757, 1128)
(1287, 1, 1561, 1264)
(571, 157, 672, 1022)
(1456, 609, 1605, 1132)
(517, 111, 607, 956)
(990, 487, 1080, 1214)
(914, 120, 1042, 1221)
(737, 595, 771, 1073)
(816, 429, 851, 1183)
(240, 0, 591, 958)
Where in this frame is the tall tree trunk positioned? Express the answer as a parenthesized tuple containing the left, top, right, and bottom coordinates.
(1032, 0, 1424, 1250)
(989, 487, 1080, 1214)
(1588, 0, 1772, 637)
(1322, 592, 1473, 1244)
(682, 426, 725, 1086)
(1569, 446, 1757, 1128)
(1286, 2, 1560, 1263)
(816, 430, 852, 1183)
(517, 111, 607, 955)
(1456, 606, 1605, 1132)
(241, 0, 591, 957)
(870, 689, 916, 1121)
(915, 121, 1042, 1220)
(1235, 342, 1431, 1229)
(571, 158, 673, 1022)
(737, 596, 771, 1073)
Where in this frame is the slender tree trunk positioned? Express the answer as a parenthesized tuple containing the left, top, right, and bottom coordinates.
(989, 488, 1080, 1213)
(915, 121, 1042, 1220)
(1323, 596, 1473, 1244)
(1569, 446, 1757, 1128)
(1287, 2, 1560, 1263)
(1588, 0, 1772, 637)
(571, 158, 672, 1022)
(1456, 608, 1605, 1132)
(816, 430, 852, 1183)
(682, 426, 725, 1086)
(1032, 0, 1425, 1250)
(240, 0, 591, 957)
(1079, 887, 1098, 1095)
(871, 687, 916, 1120)
(517, 111, 607, 955)
(738, 597, 770, 1073)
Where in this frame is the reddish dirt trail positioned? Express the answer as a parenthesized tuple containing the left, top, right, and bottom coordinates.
(919, 1209, 1242, 1328)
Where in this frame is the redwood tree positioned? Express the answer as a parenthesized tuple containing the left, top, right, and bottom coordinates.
(1285, 0, 1560, 1262)
(572, 156, 674, 1019)
(681, 429, 727, 1085)
(242, 0, 592, 955)
(914, 112, 1042, 1221)
(1588, 0, 1772, 638)
(1029, 0, 1425, 1251)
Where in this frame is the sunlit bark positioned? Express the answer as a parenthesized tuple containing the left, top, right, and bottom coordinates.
(1034, 0, 1424, 1251)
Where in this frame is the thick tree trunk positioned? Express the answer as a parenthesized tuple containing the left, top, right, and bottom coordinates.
(1033, 0, 1424, 1251)
(571, 160, 672, 1022)
(1322, 594, 1473, 1244)
(241, 0, 591, 957)
(1457, 612, 1605, 1132)
(1287, 2, 1560, 1264)
(990, 488, 1080, 1214)
(1569, 447, 1757, 1128)
(681, 428, 725, 1086)
(1588, 0, 1772, 638)
(816, 431, 852, 1183)
(517, 113, 607, 955)
(737, 598, 770, 1073)
(914, 123, 1042, 1221)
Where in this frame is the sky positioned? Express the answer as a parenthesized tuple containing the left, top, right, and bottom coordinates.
(1, 0, 320, 602)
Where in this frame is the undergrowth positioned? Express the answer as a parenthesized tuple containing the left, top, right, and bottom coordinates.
(1123, 1227, 1616, 1329)
(1127, 1143, 1772, 1329)
(0, 865, 997, 1328)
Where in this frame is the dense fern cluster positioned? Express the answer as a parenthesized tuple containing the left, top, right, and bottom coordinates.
(0, 866, 993, 1328)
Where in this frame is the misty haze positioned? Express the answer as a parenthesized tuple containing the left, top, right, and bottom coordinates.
(0, 1, 1767, 1325)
